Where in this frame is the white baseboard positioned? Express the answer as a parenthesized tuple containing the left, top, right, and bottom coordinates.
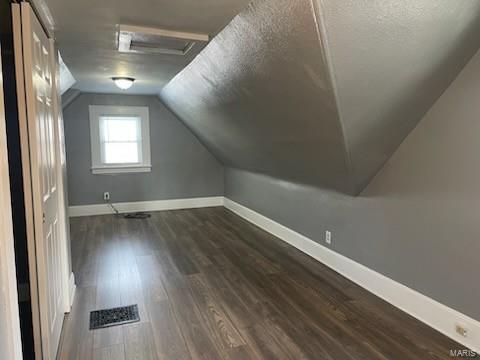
(69, 196, 225, 217)
(223, 198, 480, 352)
(68, 272, 76, 310)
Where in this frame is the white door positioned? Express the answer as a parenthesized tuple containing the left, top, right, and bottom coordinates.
(20, 3, 65, 359)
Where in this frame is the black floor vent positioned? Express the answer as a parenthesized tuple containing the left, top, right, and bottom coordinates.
(124, 212, 151, 219)
(89, 304, 140, 330)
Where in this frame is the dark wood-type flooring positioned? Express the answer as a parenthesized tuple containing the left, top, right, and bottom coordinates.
(57, 207, 464, 360)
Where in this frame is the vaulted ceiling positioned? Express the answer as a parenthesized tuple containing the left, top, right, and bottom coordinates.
(161, 0, 480, 194)
(42, 0, 480, 194)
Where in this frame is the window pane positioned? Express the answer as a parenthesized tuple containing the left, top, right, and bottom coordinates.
(101, 116, 139, 142)
(104, 142, 139, 164)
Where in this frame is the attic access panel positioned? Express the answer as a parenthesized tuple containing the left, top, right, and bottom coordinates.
(118, 24, 209, 56)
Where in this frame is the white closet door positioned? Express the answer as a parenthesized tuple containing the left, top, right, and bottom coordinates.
(20, 3, 65, 359)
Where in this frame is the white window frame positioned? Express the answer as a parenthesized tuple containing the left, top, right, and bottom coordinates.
(89, 105, 151, 174)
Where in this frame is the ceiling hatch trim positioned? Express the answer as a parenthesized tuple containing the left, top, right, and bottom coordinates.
(118, 24, 210, 56)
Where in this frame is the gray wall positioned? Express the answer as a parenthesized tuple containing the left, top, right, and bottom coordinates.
(64, 93, 224, 206)
(225, 49, 480, 321)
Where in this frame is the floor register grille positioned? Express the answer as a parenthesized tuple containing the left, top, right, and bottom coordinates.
(89, 304, 140, 330)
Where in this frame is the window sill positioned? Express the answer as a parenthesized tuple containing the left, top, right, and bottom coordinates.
(91, 165, 152, 175)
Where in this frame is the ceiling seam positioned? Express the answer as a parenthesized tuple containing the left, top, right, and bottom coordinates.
(309, 0, 356, 195)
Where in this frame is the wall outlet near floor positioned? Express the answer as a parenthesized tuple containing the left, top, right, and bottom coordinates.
(103, 192, 110, 201)
(455, 323, 468, 337)
(325, 231, 332, 245)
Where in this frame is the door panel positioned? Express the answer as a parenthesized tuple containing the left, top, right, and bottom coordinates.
(19, 3, 65, 359)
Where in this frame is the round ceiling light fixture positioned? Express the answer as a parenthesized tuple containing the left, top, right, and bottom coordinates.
(112, 77, 135, 90)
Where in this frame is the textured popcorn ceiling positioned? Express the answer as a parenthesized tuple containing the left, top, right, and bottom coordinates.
(41, 0, 480, 193)
(161, 0, 480, 194)
(39, 0, 251, 94)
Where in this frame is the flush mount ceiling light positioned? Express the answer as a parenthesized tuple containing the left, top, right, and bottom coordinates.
(118, 24, 209, 56)
(112, 77, 135, 90)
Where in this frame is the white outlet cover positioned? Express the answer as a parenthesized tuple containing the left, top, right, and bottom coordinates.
(326, 231, 332, 244)
(456, 323, 468, 337)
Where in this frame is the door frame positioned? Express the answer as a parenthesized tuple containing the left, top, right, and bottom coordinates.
(12, 2, 73, 358)
(51, 41, 74, 314)
(0, 40, 23, 360)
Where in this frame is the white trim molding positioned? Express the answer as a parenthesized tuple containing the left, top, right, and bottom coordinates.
(91, 165, 152, 175)
(223, 198, 480, 352)
(68, 273, 76, 309)
(69, 196, 224, 217)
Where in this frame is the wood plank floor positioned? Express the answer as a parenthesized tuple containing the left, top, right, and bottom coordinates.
(57, 207, 464, 360)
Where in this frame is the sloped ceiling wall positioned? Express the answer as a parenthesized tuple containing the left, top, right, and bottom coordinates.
(322, 0, 480, 192)
(161, 0, 480, 195)
(161, 0, 352, 193)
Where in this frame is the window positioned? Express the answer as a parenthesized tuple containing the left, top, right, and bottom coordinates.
(89, 106, 151, 174)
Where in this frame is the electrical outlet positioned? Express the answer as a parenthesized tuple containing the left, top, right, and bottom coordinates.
(325, 231, 332, 245)
(103, 192, 110, 202)
(455, 324, 468, 337)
